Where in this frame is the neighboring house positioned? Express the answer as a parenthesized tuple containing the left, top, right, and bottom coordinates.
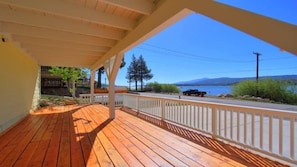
(41, 66, 64, 88)
(40, 66, 90, 96)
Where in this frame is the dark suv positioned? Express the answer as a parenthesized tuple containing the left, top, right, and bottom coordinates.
(182, 89, 207, 97)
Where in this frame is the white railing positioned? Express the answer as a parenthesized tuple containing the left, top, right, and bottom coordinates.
(80, 93, 296, 165)
(79, 93, 123, 107)
(122, 93, 297, 166)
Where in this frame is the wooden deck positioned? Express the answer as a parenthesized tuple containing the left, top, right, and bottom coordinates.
(0, 104, 288, 167)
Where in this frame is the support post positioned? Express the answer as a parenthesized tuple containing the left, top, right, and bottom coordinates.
(108, 81, 115, 119)
(90, 70, 96, 103)
(104, 53, 125, 119)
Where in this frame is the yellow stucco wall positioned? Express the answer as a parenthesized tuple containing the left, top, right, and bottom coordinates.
(0, 36, 40, 134)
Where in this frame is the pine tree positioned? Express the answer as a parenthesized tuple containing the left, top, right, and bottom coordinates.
(126, 55, 153, 91)
(126, 55, 139, 90)
(138, 55, 153, 90)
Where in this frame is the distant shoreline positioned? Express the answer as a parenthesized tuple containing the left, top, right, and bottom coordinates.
(175, 84, 235, 86)
(174, 74, 297, 86)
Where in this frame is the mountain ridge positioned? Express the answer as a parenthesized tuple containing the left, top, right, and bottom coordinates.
(175, 75, 297, 86)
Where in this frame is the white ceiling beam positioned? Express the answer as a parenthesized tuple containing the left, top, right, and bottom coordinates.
(33, 52, 100, 67)
(37, 59, 93, 68)
(12, 35, 109, 51)
(1, 23, 116, 47)
(37, 55, 97, 61)
(21, 43, 109, 53)
(0, 0, 136, 30)
(29, 49, 101, 58)
(184, 0, 297, 56)
(24, 45, 104, 56)
(0, 7, 124, 40)
(91, 0, 190, 69)
(102, 0, 155, 15)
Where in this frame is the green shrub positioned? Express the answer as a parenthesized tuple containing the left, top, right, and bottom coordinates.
(146, 82, 162, 92)
(161, 84, 180, 93)
(232, 80, 258, 96)
(232, 79, 297, 104)
(146, 82, 180, 93)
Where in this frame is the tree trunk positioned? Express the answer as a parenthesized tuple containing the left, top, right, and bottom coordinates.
(135, 80, 138, 91)
(97, 68, 103, 88)
(71, 81, 76, 98)
(140, 79, 143, 90)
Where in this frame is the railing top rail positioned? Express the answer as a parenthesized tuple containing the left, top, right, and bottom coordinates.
(79, 93, 120, 97)
(123, 93, 297, 116)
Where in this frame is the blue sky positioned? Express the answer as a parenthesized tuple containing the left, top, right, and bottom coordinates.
(112, 0, 297, 86)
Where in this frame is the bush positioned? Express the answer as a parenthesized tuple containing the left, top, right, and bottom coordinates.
(146, 82, 180, 93)
(161, 84, 180, 93)
(232, 79, 297, 105)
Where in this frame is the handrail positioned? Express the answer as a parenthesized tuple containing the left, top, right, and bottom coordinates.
(79, 93, 123, 107)
(80, 93, 297, 165)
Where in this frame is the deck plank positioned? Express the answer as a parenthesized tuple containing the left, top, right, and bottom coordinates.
(57, 112, 71, 167)
(0, 115, 46, 166)
(117, 108, 246, 167)
(42, 113, 64, 167)
(83, 107, 129, 167)
(69, 108, 86, 167)
(0, 104, 290, 167)
(113, 108, 236, 167)
(27, 114, 57, 167)
(90, 107, 159, 167)
(0, 116, 32, 148)
(72, 107, 100, 167)
(79, 111, 114, 167)
(86, 109, 144, 167)
(13, 141, 39, 167)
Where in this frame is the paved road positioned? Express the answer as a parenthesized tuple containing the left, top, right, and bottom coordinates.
(138, 92, 297, 112)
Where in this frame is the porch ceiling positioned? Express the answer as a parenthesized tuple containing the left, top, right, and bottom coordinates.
(0, 0, 162, 68)
(0, 0, 296, 70)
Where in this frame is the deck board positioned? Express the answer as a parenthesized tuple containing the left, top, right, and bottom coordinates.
(0, 104, 290, 167)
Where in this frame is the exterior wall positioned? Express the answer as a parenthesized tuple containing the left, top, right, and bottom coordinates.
(0, 38, 40, 134)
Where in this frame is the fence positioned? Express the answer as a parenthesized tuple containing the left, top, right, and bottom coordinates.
(80, 93, 297, 165)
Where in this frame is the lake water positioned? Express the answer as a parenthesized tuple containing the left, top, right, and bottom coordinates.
(177, 85, 232, 96)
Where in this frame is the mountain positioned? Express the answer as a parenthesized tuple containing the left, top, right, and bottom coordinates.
(175, 75, 297, 86)
(176, 78, 209, 85)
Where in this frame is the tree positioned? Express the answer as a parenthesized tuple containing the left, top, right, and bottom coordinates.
(97, 57, 126, 88)
(126, 55, 139, 90)
(97, 67, 104, 88)
(126, 54, 153, 91)
(49, 67, 87, 98)
(138, 55, 153, 90)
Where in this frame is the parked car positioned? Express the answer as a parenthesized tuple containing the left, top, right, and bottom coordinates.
(182, 89, 207, 97)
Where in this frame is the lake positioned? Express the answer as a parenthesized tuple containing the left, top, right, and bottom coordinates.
(177, 85, 232, 96)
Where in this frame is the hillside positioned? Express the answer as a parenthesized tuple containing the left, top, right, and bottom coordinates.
(175, 75, 297, 86)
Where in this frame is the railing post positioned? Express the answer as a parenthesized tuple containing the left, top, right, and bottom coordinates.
(161, 99, 165, 121)
(211, 106, 217, 139)
(136, 96, 139, 114)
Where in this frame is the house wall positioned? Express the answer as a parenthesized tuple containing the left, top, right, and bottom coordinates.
(0, 37, 40, 134)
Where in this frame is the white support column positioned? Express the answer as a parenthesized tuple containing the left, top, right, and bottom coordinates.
(90, 69, 96, 103)
(108, 81, 115, 119)
(104, 52, 125, 119)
